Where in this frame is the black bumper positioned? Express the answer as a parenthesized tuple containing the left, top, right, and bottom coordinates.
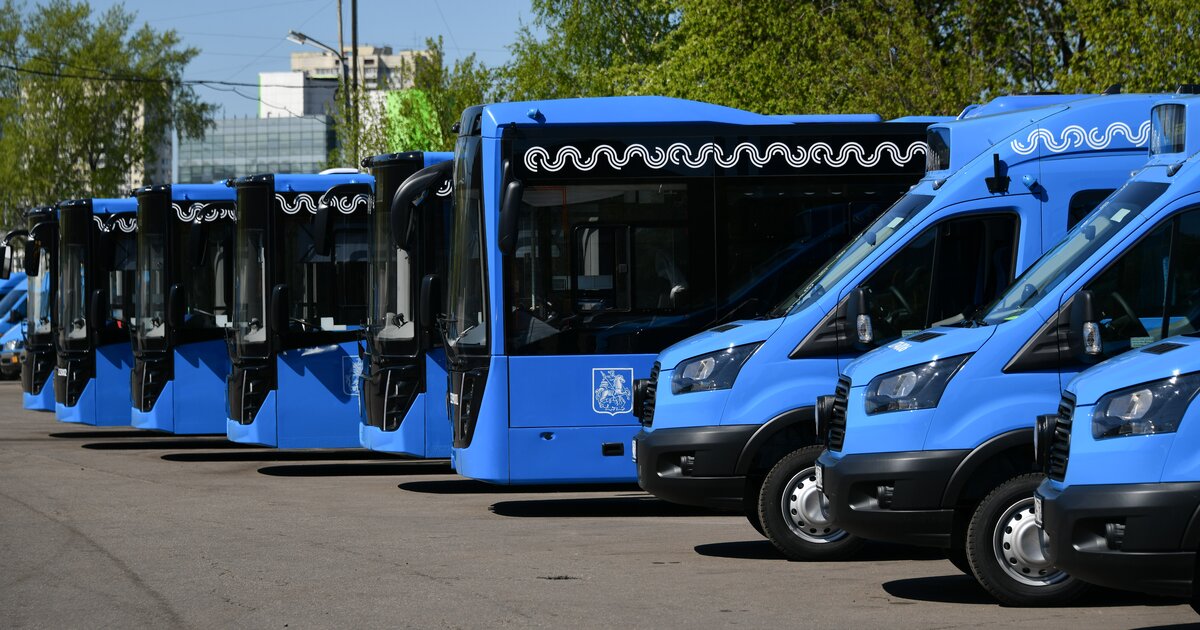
(817, 448, 968, 548)
(1039, 481, 1200, 598)
(634, 424, 759, 511)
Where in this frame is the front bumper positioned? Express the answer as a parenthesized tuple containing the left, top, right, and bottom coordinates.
(818, 448, 968, 548)
(635, 424, 759, 511)
(1039, 481, 1200, 598)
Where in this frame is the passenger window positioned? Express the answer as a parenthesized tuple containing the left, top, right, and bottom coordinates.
(632, 226, 688, 310)
(862, 213, 1018, 344)
(1083, 220, 1171, 353)
(1165, 209, 1200, 337)
(1067, 189, 1116, 229)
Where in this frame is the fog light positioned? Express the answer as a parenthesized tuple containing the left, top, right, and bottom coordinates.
(1105, 522, 1125, 550)
(680, 454, 695, 476)
(876, 484, 895, 509)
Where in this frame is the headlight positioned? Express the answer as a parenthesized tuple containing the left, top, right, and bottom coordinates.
(1092, 372, 1200, 439)
(864, 353, 971, 415)
(671, 343, 762, 394)
(3, 339, 20, 351)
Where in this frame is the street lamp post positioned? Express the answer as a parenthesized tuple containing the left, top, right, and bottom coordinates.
(286, 30, 352, 126)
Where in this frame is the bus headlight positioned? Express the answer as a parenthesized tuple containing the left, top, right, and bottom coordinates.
(864, 354, 971, 415)
(1093, 372, 1200, 439)
(671, 343, 762, 394)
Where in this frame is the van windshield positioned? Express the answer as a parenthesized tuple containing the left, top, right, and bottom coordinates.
(772, 193, 934, 316)
(981, 181, 1171, 324)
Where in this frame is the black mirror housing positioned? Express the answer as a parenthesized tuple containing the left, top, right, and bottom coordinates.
(498, 180, 524, 255)
(845, 287, 873, 350)
(167, 283, 185, 329)
(390, 160, 453, 250)
(419, 273, 441, 346)
(1068, 289, 1102, 359)
(270, 284, 289, 332)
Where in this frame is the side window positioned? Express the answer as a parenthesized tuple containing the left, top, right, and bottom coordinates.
(1068, 189, 1116, 229)
(632, 226, 688, 310)
(1165, 209, 1200, 337)
(862, 213, 1019, 344)
(1083, 220, 1171, 353)
(573, 225, 629, 312)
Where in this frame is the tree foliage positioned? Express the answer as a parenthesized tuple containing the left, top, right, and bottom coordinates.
(0, 0, 214, 223)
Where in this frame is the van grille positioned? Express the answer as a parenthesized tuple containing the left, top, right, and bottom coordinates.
(1047, 393, 1074, 481)
(640, 361, 660, 427)
(827, 375, 851, 451)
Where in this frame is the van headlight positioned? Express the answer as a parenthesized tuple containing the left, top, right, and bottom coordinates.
(671, 343, 762, 394)
(1092, 372, 1200, 439)
(864, 354, 971, 415)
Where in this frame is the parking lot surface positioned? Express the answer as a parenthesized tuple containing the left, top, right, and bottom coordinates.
(0, 383, 1196, 629)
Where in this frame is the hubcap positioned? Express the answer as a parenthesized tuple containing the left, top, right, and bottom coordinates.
(780, 466, 848, 544)
(992, 497, 1068, 587)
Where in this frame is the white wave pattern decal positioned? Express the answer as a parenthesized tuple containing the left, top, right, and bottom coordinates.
(435, 179, 453, 197)
(523, 140, 927, 173)
(1011, 120, 1152, 156)
(277, 192, 369, 215)
(172, 202, 236, 223)
(92, 215, 137, 233)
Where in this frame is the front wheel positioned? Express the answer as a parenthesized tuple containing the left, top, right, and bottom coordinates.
(758, 445, 866, 561)
(965, 473, 1088, 605)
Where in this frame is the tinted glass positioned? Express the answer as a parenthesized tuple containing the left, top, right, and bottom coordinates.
(446, 135, 488, 352)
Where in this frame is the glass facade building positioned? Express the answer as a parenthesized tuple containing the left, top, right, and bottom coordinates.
(177, 116, 337, 183)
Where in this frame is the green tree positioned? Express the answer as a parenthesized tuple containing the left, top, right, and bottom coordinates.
(0, 0, 214, 223)
(1058, 1, 1200, 92)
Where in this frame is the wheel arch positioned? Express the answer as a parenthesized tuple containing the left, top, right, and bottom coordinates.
(941, 428, 1036, 509)
(733, 406, 816, 477)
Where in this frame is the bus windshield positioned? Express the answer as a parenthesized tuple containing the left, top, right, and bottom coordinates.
(57, 214, 88, 345)
(446, 135, 488, 353)
(135, 206, 167, 347)
(233, 194, 269, 356)
(773, 193, 935, 316)
(27, 249, 50, 336)
(982, 181, 1171, 324)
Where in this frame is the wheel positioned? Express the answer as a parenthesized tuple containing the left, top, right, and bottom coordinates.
(965, 473, 1088, 605)
(743, 476, 765, 536)
(945, 545, 972, 576)
(758, 445, 866, 561)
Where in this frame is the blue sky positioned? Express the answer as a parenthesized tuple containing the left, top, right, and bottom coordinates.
(75, 0, 534, 117)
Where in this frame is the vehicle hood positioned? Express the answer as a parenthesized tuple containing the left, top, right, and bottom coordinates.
(842, 325, 998, 384)
(656, 317, 784, 370)
(1067, 335, 1200, 406)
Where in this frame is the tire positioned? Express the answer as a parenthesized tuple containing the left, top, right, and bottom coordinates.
(965, 473, 1088, 605)
(743, 476, 765, 536)
(945, 545, 972, 576)
(758, 445, 866, 561)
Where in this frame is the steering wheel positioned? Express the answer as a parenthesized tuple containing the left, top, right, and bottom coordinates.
(1109, 292, 1147, 337)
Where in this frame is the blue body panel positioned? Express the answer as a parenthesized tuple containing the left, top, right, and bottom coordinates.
(133, 340, 230, 434)
(647, 93, 1164, 468)
(833, 95, 1200, 477)
(56, 341, 133, 426)
(23, 372, 53, 410)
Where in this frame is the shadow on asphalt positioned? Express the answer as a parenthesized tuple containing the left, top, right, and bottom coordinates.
(82, 439, 261, 450)
(398, 479, 638, 495)
(257, 461, 453, 477)
(51, 430, 208, 439)
(489, 496, 720, 518)
(882, 574, 1187, 608)
(694, 540, 944, 562)
(162, 450, 406, 463)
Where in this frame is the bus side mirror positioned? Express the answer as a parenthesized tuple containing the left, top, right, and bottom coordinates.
(391, 161, 454, 249)
(419, 273, 441, 340)
(316, 183, 371, 257)
(96, 229, 116, 270)
(270, 284, 289, 331)
(167, 283, 185, 329)
(0, 245, 12, 280)
(313, 203, 334, 257)
(1069, 290, 1101, 356)
(187, 221, 209, 268)
(23, 243, 38, 277)
(845, 287, 873, 349)
(25, 222, 55, 276)
(498, 179, 524, 255)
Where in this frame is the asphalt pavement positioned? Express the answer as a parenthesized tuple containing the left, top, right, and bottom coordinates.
(0, 381, 1196, 629)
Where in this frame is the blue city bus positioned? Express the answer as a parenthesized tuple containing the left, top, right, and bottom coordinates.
(443, 96, 936, 484)
(130, 183, 237, 434)
(54, 198, 138, 426)
(226, 172, 374, 448)
(1031, 95, 1200, 605)
(818, 93, 1199, 604)
(636, 91, 1159, 560)
(357, 151, 456, 457)
(13, 206, 57, 410)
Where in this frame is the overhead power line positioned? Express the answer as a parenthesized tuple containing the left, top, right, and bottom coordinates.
(0, 63, 329, 89)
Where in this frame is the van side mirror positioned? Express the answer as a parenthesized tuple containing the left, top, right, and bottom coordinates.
(498, 179, 524, 255)
(419, 273, 441, 344)
(391, 160, 453, 250)
(845, 287, 873, 349)
(167, 283, 185, 329)
(270, 284, 289, 331)
(1068, 289, 1101, 357)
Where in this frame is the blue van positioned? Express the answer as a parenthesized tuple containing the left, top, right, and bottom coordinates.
(1034, 97, 1200, 606)
(54, 198, 137, 426)
(357, 152, 456, 457)
(225, 172, 374, 448)
(11, 207, 57, 410)
(636, 92, 1160, 561)
(818, 94, 1200, 604)
(443, 96, 936, 485)
(129, 183, 237, 434)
